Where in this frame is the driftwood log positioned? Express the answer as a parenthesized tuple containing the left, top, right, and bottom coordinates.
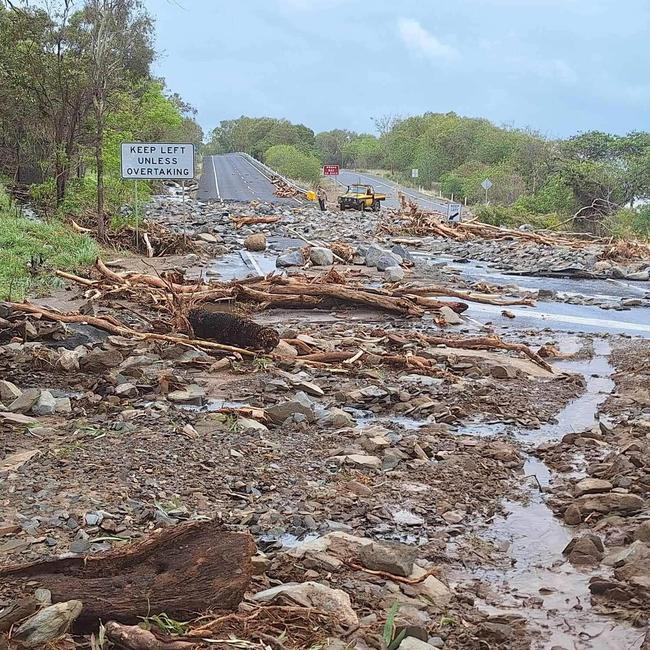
(0, 521, 255, 631)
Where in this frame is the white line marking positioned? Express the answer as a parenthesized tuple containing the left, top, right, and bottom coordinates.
(240, 154, 302, 204)
(469, 302, 650, 335)
(210, 156, 222, 203)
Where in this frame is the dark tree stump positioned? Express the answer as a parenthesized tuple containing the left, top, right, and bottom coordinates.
(0, 521, 255, 631)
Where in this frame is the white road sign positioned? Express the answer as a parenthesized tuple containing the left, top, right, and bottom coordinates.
(481, 178, 493, 191)
(121, 142, 195, 180)
(411, 168, 419, 178)
(447, 202, 462, 222)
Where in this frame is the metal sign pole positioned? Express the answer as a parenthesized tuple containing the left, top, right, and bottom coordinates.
(134, 180, 139, 249)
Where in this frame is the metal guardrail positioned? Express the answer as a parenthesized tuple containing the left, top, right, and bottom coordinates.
(236, 152, 310, 196)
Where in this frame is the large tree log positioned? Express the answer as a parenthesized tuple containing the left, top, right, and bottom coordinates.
(398, 285, 535, 307)
(0, 521, 255, 631)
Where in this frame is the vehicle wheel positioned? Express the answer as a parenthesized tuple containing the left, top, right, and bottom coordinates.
(373, 201, 381, 212)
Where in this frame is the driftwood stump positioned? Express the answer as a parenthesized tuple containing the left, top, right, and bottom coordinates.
(0, 521, 255, 631)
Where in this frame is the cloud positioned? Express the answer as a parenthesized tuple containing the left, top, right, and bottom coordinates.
(536, 59, 578, 85)
(398, 18, 458, 64)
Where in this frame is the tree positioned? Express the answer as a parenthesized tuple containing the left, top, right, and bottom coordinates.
(82, 0, 153, 240)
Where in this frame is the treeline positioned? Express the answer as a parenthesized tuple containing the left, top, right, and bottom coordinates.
(205, 114, 650, 236)
(0, 0, 202, 239)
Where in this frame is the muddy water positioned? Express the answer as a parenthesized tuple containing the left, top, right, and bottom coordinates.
(458, 340, 644, 649)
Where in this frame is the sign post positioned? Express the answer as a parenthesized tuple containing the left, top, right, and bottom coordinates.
(120, 142, 195, 252)
(481, 178, 493, 204)
(411, 168, 419, 179)
(447, 202, 462, 223)
(323, 164, 340, 176)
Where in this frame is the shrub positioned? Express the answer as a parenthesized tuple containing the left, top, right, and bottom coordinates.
(264, 144, 321, 186)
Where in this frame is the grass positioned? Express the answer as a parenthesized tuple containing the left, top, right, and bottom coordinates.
(0, 185, 99, 301)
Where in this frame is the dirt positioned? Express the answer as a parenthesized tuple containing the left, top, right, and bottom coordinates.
(1, 193, 650, 649)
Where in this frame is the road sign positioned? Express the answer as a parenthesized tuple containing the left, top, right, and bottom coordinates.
(447, 203, 462, 223)
(120, 142, 195, 180)
(323, 164, 340, 176)
(481, 178, 493, 204)
(411, 168, 419, 178)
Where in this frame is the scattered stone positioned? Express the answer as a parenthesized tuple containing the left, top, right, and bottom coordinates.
(563, 534, 604, 565)
(80, 348, 124, 371)
(633, 521, 650, 544)
(167, 385, 205, 405)
(358, 541, 416, 577)
(376, 253, 403, 272)
(31, 390, 57, 416)
(244, 233, 267, 251)
(385, 266, 405, 282)
(576, 493, 644, 515)
(0, 449, 40, 474)
(115, 383, 139, 398)
(267, 399, 316, 424)
(8, 388, 41, 413)
(320, 407, 356, 428)
(439, 306, 463, 325)
(197, 232, 218, 243)
(54, 397, 72, 414)
(276, 250, 305, 267)
(310, 247, 334, 266)
(574, 477, 613, 497)
(11, 600, 83, 648)
(392, 510, 424, 526)
(332, 454, 382, 469)
(398, 638, 434, 650)
(490, 364, 517, 379)
(564, 503, 583, 525)
(0, 380, 22, 402)
(252, 582, 358, 627)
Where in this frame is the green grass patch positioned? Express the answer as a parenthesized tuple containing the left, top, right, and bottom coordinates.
(0, 186, 99, 301)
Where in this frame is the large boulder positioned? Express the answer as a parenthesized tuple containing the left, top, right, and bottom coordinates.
(244, 233, 267, 251)
(276, 250, 305, 268)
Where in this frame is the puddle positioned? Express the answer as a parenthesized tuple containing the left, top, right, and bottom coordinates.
(351, 410, 431, 431)
(455, 419, 512, 438)
(456, 340, 642, 649)
(205, 250, 278, 281)
(517, 340, 614, 444)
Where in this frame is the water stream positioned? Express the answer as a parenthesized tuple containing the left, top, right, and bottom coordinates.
(455, 339, 643, 649)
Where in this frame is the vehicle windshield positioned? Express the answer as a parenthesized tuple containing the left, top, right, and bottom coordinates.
(348, 185, 369, 193)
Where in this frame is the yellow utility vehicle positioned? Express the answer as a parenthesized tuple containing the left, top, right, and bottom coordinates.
(338, 184, 386, 212)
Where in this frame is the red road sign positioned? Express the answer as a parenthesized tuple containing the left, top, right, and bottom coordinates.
(323, 164, 340, 176)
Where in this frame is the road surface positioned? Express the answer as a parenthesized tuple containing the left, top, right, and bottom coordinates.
(336, 169, 451, 213)
(197, 153, 302, 204)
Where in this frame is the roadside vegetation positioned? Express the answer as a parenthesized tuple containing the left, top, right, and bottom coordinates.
(0, 0, 202, 237)
(205, 115, 650, 238)
(0, 184, 98, 301)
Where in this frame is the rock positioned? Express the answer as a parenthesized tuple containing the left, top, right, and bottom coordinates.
(358, 541, 416, 577)
(54, 397, 72, 414)
(576, 493, 644, 515)
(267, 398, 316, 424)
(574, 478, 613, 496)
(332, 454, 382, 469)
(439, 306, 463, 325)
(365, 244, 388, 267)
(197, 232, 218, 243)
(80, 348, 124, 371)
(69, 539, 91, 554)
(167, 385, 205, 405)
(8, 388, 41, 413)
(276, 250, 305, 268)
(293, 381, 325, 397)
(237, 417, 268, 432)
(320, 407, 356, 428)
(310, 247, 334, 266)
(275, 340, 298, 357)
(563, 535, 604, 565)
(115, 383, 139, 398)
(0, 449, 40, 473)
(428, 637, 445, 648)
(483, 441, 522, 467)
(490, 364, 516, 379)
(12, 600, 83, 648)
(376, 252, 403, 272)
(392, 510, 424, 526)
(392, 244, 415, 263)
(244, 233, 267, 251)
(477, 622, 513, 643)
(385, 266, 405, 282)
(398, 638, 433, 650)
(405, 566, 452, 608)
(31, 390, 57, 416)
(252, 582, 358, 627)
(0, 380, 22, 402)
(564, 503, 583, 525)
(345, 480, 372, 497)
(633, 521, 650, 543)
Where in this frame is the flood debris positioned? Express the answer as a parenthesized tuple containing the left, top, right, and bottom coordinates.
(188, 308, 280, 352)
(0, 520, 255, 629)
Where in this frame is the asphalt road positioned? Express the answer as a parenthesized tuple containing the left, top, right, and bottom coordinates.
(336, 169, 452, 213)
(197, 153, 301, 204)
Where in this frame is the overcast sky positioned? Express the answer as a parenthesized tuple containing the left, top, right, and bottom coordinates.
(147, 0, 650, 138)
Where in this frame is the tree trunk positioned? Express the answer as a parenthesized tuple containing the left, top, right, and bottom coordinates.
(0, 520, 255, 632)
(96, 105, 106, 242)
